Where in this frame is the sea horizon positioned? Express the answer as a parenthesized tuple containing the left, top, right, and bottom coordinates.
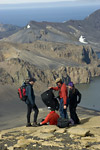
(0, 5, 100, 26)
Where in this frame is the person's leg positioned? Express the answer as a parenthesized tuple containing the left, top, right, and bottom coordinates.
(69, 106, 75, 122)
(59, 98, 64, 118)
(32, 104, 39, 123)
(59, 98, 68, 119)
(26, 104, 32, 126)
(63, 108, 68, 119)
(69, 106, 80, 124)
(74, 108, 80, 124)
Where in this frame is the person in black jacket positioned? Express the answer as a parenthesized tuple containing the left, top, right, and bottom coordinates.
(68, 82, 81, 125)
(25, 78, 39, 127)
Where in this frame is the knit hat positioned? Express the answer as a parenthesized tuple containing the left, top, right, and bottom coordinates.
(29, 77, 36, 82)
(68, 82, 74, 87)
(55, 78, 62, 83)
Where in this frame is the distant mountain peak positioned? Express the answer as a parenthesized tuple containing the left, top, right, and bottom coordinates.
(84, 9, 100, 29)
(1, 9, 100, 51)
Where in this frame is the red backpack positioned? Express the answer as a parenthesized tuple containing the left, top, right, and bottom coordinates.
(18, 83, 27, 102)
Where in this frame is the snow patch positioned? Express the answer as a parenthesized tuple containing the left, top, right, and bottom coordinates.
(79, 35, 88, 44)
(27, 24, 31, 29)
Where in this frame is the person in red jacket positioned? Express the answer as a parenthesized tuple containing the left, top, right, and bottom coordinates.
(40, 108, 59, 125)
(49, 78, 68, 119)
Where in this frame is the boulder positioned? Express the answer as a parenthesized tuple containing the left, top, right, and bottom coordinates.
(68, 127, 90, 137)
(55, 128, 66, 133)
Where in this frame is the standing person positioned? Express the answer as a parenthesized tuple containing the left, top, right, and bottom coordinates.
(50, 78, 68, 119)
(39, 108, 59, 125)
(25, 78, 39, 127)
(68, 82, 81, 125)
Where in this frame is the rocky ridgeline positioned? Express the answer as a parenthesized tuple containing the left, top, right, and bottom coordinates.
(0, 41, 100, 90)
(23, 41, 98, 64)
(0, 58, 100, 91)
(2, 9, 100, 48)
(0, 108, 100, 150)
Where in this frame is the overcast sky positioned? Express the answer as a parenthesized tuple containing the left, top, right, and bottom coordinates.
(0, 0, 100, 4)
(0, 0, 76, 4)
(0, 0, 100, 5)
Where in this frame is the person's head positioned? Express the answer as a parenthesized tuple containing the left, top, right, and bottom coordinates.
(29, 77, 36, 85)
(50, 107, 55, 111)
(48, 107, 55, 111)
(55, 78, 62, 87)
(68, 82, 74, 89)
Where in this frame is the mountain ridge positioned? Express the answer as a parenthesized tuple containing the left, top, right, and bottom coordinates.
(1, 9, 100, 52)
(0, 23, 21, 39)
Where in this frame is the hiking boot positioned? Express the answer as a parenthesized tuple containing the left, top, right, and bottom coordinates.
(74, 121, 81, 125)
(77, 121, 81, 124)
(26, 123, 32, 127)
(32, 122, 38, 127)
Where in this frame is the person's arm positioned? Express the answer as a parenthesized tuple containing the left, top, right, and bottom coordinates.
(40, 113, 50, 125)
(26, 85, 35, 106)
(49, 86, 59, 91)
(77, 89, 81, 104)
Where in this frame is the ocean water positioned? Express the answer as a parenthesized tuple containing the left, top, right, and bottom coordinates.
(76, 77, 100, 111)
(0, 5, 100, 26)
(75, 53, 100, 111)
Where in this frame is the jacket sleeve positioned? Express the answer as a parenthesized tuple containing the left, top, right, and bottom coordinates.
(26, 85, 35, 106)
(51, 86, 59, 91)
(77, 89, 81, 104)
(41, 113, 50, 125)
(61, 85, 67, 105)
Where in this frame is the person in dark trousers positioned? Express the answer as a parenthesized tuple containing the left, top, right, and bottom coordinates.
(68, 82, 81, 125)
(49, 78, 68, 119)
(39, 108, 59, 125)
(25, 78, 39, 127)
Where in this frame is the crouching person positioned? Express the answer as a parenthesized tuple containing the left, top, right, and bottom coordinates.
(39, 108, 59, 126)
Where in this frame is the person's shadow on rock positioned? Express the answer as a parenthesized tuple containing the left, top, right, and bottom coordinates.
(80, 117, 90, 124)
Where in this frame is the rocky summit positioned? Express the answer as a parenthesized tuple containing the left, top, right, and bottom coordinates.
(0, 107, 100, 150)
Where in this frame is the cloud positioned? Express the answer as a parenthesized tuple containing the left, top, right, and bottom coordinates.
(0, 0, 100, 5)
(0, 0, 77, 4)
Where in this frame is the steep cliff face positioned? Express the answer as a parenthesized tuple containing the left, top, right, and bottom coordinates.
(0, 58, 100, 92)
(0, 41, 100, 91)
(52, 45, 98, 65)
